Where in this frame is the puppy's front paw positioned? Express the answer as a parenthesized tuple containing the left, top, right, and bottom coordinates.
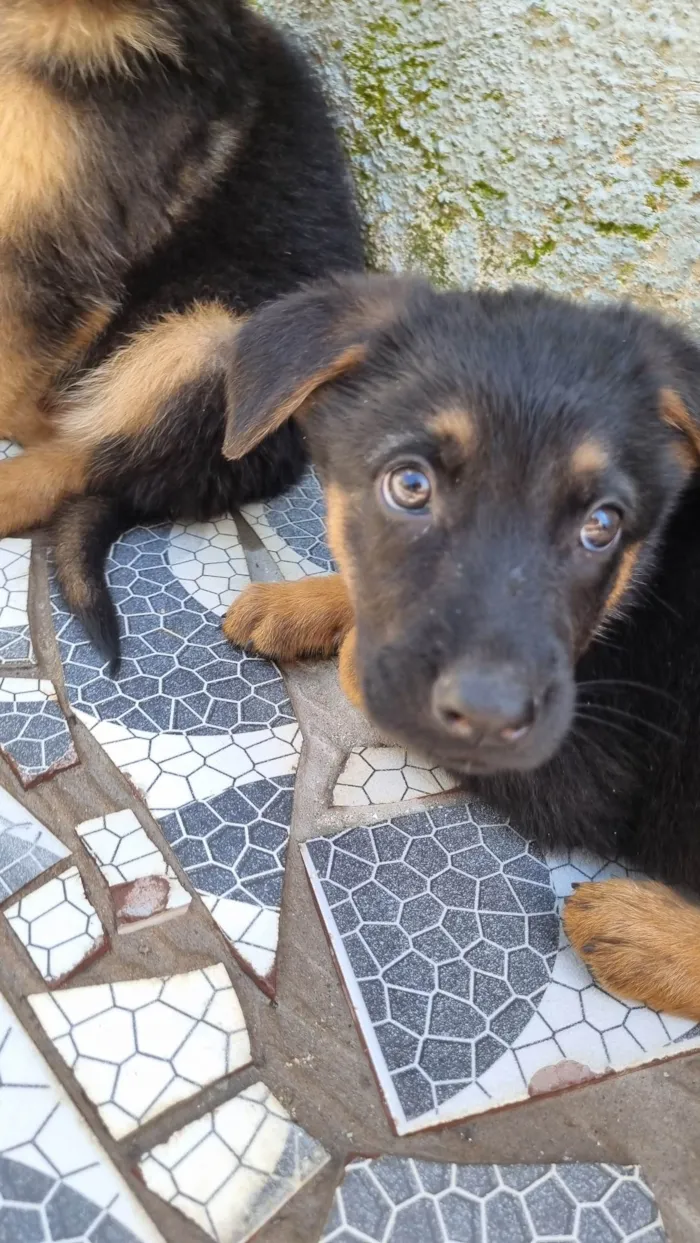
(563, 878, 700, 1020)
(223, 577, 352, 662)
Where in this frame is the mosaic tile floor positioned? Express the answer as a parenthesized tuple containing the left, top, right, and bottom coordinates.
(0, 993, 162, 1243)
(303, 800, 700, 1134)
(139, 1081, 330, 1242)
(321, 1158, 667, 1242)
(30, 965, 251, 1139)
(0, 461, 693, 1241)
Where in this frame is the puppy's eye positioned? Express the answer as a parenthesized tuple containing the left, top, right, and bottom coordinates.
(382, 464, 432, 512)
(580, 505, 622, 552)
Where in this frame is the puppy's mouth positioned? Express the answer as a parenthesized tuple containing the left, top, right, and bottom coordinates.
(361, 648, 576, 777)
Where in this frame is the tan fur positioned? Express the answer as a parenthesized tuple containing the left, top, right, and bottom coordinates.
(0, 67, 82, 237)
(53, 496, 105, 609)
(325, 483, 357, 593)
(59, 302, 239, 448)
(429, 408, 476, 460)
(660, 387, 700, 468)
(563, 878, 700, 1020)
(571, 437, 610, 476)
(168, 122, 240, 226)
(0, 442, 88, 536)
(338, 626, 363, 708)
(223, 576, 354, 661)
(0, 0, 181, 77)
(603, 541, 641, 616)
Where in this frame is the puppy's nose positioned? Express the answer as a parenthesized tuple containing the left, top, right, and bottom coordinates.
(431, 661, 538, 744)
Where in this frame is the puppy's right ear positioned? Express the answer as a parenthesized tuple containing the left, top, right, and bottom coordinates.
(221, 273, 422, 460)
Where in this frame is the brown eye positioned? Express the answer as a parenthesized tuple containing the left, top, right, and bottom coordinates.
(580, 505, 622, 552)
(381, 464, 433, 512)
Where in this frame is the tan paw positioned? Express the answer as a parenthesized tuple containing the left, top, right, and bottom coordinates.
(222, 576, 353, 662)
(563, 878, 700, 1020)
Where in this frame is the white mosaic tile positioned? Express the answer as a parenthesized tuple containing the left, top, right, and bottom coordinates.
(78, 721, 302, 816)
(29, 963, 251, 1139)
(0, 537, 33, 664)
(334, 747, 457, 807)
(0, 991, 163, 1242)
(302, 798, 700, 1135)
(5, 866, 107, 986)
(0, 441, 22, 461)
(0, 788, 69, 901)
(321, 1157, 667, 1242)
(240, 468, 335, 580)
(201, 896, 279, 985)
(168, 519, 251, 615)
(53, 525, 301, 992)
(139, 1080, 330, 1243)
(76, 810, 190, 933)
(0, 679, 76, 786)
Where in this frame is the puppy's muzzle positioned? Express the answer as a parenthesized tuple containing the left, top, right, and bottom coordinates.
(431, 657, 552, 750)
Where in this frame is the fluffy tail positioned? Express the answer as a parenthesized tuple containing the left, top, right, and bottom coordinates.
(52, 495, 133, 677)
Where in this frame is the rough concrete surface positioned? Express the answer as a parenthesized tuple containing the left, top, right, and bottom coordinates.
(258, 0, 700, 330)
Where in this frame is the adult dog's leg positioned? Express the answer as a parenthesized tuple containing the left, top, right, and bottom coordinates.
(564, 879, 700, 1020)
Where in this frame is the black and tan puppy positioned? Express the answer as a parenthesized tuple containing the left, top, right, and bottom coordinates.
(223, 273, 700, 1021)
(0, 0, 362, 662)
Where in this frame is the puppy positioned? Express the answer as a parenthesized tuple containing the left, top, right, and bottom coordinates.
(223, 273, 700, 1021)
(0, 0, 362, 665)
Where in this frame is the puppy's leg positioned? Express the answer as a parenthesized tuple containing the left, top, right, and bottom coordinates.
(223, 575, 354, 662)
(0, 441, 88, 534)
(563, 878, 700, 1020)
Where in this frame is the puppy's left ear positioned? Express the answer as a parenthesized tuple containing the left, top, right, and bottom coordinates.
(220, 273, 423, 460)
(660, 387, 700, 469)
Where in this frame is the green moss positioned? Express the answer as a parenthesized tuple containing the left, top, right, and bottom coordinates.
(406, 196, 465, 288)
(511, 236, 556, 269)
(644, 192, 667, 212)
(654, 169, 691, 189)
(482, 89, 504, 102)
(471, 180, 506, 201)
(526, 3, 554, 22)
(593, 221, 658, 241)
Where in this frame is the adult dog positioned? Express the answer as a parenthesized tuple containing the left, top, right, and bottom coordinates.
(223, 273, 700, 1021)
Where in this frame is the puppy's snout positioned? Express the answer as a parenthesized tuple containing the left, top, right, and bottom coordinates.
(431, 660, 542, 745)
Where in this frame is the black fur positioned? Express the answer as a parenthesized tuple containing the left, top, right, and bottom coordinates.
(6, 1, 362, 663)
(230, 275, 700, 886)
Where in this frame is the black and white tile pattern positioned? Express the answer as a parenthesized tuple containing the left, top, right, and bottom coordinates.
(321, 1157, 667, 1242)
(0, 789, 68, 901)
(240, 468, 336, 579)
(0, 993, 163, 1243)
(52, 523, 301, 986)
(0, 680, 76, 787)
(303, 799, 700, 1134)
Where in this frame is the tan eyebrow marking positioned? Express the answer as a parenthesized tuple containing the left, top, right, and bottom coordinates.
(429, 408, 476, 460)
(571, 438, 610, 476)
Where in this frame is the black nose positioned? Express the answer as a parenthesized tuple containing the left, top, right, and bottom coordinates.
(431, 660, 539, 744)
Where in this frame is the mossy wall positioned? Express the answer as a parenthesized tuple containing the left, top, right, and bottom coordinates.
(257, 0, 700, 327)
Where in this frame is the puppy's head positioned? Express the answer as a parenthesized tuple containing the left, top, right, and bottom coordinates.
(223, 274, 700, 775)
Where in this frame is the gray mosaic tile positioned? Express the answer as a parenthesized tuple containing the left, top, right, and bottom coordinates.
(0, 789, 68, 901)
(0, 993, 162, 1242)
(303, 800, 700, 1134)
(321, 1158, 667, 1242)
(52, 524, 301, 989)
(240, 467, 336, 579)
(0, 680, 76, 787)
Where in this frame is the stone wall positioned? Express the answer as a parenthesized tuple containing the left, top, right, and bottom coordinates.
(258, 0, 700, 328)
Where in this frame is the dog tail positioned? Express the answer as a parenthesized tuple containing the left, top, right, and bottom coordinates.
(52, 495, 132, 677)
